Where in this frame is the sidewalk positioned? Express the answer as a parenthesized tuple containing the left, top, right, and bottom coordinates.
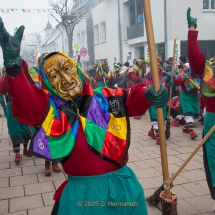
(0, 108, 213, 215)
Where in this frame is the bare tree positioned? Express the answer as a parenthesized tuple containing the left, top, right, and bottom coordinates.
(49, 0, 88, 57)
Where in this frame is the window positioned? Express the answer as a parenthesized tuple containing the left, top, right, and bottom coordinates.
(181, 40, 215, 60)
(203, 0, 215, 9)
(100, 21, 106, 42)
(94, 24, 99, 44)
(92, 0, 104, 7)
(80, 31, 85, 46)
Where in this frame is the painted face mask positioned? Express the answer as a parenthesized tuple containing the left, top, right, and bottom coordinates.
(42, 53, 82, 100)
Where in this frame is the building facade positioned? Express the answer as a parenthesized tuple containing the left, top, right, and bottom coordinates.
(41, 0, 215, 70)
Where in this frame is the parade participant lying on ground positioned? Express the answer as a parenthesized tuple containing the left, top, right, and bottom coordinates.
(0, 18, 168, 215)
(187, 7, 215, 212)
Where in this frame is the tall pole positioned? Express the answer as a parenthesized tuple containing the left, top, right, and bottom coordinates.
(142, 0, 170, 197)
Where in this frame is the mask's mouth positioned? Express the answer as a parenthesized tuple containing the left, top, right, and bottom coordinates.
(63, 81, 76, 90)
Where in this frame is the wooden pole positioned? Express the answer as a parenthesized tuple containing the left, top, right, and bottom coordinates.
(167, 39, 176, 119)
(142, 0, 171, 197)
(77, 54, 81, 64)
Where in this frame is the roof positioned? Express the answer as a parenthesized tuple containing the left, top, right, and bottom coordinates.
(45, 20, 52, 30)
(40, 24, 62, 47)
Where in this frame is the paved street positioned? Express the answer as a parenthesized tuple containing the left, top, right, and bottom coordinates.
(0, 107, 214, 215)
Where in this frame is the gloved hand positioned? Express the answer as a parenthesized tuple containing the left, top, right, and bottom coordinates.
(0, 17, 25, 68)
(182, 74, 190, 82)
(169, 81, 174, 87)
(187, 7, 197, 29)
(145, 85, 168, 108)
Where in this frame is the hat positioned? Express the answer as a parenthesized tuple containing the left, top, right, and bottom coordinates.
(179, 56, 187, 63)
(124, 62, 130, 67)
(119, 66, 127, 74)
(145, 58, 150, 63)
(114, 64, 120, 69)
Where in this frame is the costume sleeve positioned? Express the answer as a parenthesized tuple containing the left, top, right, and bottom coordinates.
(6, 64, 49, 126)
(187, 30, 205, 76)
(128, 72, 142, 83)
(0, 76, 10, 94)
(174, 77, 184, 86)
(126, 83, 152, 116)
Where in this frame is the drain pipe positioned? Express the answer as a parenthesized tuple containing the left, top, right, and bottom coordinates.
(118, 0, 123, 63)
(164, 0, 168, 59)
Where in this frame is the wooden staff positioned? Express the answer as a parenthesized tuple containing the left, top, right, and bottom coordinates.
(189, 79, 200, 90)
(97, 52, 107, 87)
(142, 0, 171, 197)
(77, 54, 81, 64)
(166, 39, 177, 140)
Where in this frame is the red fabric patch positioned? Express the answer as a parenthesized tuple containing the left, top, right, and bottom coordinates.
(50, 111, 71, 137)
(101, 132, 127, 163)
(81, 80, 94, 96)
(102, 87, 124, 98)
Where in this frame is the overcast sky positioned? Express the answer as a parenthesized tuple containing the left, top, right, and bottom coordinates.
(0, 0, 58, 35)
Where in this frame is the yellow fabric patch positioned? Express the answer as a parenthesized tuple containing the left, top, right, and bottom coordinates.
(108, 114, 127, 140)
(79, 115, 86, 131)
(42, 106, 55, 133)
(46, 119, 55, 136)
(203, 64, 214, 82)
(30, 74, 39, 82)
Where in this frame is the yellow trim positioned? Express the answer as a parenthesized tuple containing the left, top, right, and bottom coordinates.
(42, 106, 55, 132)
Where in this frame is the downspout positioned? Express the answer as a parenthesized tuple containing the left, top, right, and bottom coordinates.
(117, 0, 123, 63)
(164, 0, 168, 59)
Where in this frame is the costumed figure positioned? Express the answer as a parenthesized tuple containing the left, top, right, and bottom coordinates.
(94, 61, 111, 87)
(117, 66, 128, 89)
(0, 67, 34, 163)
(187, 8, 215, 211)
(108, 63, 120, 89)
(128, 58, 144, 119)
(0, 19, 169, 215)
(86, 65, 97, 89)
(173, 63, 200, 139)
(144, 62, 168, 145)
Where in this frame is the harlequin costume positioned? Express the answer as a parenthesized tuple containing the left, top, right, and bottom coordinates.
(173, 64, 200, 139)
(187, 24, 215, 200)
(0, 16, 169, 214)
(1, 49, 168, 215)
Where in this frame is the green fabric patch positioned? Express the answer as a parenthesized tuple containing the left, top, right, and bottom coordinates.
(84, 119, 107, 152)
(49, 130, 75, 159)
(204, 112, 215, 187)
(180, 90, 200, 116)
(93, 87, 103, 95)
(6, 102, 36, 136)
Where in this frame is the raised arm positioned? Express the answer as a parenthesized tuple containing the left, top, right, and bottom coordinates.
(6, 62, 49, 126)
(0, 18, 48, 126)
(187, 7, 205, 76)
